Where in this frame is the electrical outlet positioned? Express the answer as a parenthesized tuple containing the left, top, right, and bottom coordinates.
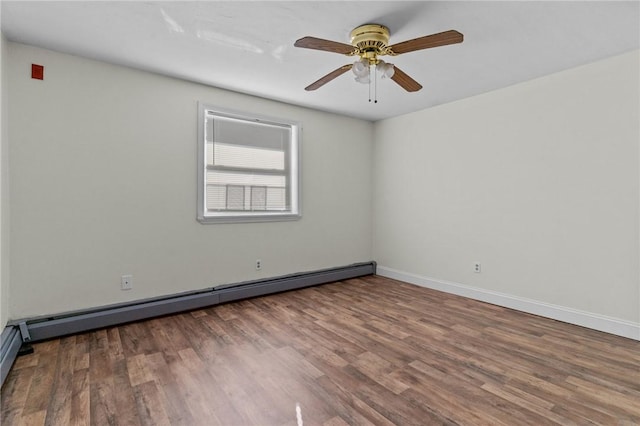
(256, 259, 262, 270)
(474, 262, 481, 273)
(121, 275, 133, 290)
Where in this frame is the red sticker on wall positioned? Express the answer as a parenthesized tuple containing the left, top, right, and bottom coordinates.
(31, 64, 44, 80)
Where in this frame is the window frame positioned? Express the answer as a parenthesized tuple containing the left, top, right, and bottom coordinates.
(197, 103, 302, 224)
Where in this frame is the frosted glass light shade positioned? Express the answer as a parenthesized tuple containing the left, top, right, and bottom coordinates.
(352, 59, 369, 78)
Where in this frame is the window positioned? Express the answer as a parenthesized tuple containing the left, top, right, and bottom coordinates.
(197, 104, 301, 223)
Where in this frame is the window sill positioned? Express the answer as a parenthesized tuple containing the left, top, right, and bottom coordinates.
(197, 213, 302, 224)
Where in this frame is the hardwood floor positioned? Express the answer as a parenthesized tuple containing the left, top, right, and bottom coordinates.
(2, 275, 639, 425)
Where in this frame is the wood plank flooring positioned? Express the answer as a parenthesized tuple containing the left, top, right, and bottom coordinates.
(2, 275, 639, 425)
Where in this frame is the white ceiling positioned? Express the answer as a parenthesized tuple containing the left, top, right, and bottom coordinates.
(2, 1, 639, 121)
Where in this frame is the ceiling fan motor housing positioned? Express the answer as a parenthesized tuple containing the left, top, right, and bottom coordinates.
(350, 24, 391, 62)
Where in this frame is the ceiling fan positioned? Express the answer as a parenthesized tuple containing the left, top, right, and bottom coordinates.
(294, 24, 463, 94)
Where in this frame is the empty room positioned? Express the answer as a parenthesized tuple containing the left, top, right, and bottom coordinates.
(0, 1, 639, 425)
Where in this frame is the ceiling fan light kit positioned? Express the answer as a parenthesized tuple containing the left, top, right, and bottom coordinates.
(294, 23, 463, 101)
(353, 58, 369, 79)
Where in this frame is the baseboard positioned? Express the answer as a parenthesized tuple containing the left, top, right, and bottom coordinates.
(0, 326, 22, 387)
(9, 261, 376, 345)
(377, 266, 639, 341)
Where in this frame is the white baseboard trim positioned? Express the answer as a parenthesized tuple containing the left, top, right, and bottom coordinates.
(377, 266, 640, 341)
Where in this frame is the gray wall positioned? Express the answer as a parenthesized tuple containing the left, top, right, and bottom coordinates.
(7, 42, 373, 319)
(373, 50, 639, 335)
(0, 32, 9, 328)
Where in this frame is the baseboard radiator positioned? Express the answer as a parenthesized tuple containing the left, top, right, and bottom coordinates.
(0, 261, 375, 388)
(0, 327, 23, 386)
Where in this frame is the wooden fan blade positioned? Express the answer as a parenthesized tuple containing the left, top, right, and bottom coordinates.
(294, 36, 355, 55)
(390, 66, 422, 92)
(388, 30, 463, 55)
(305, 65, 353, 91)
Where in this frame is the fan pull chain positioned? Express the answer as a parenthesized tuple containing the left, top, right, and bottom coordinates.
(374, 65, 378, 103)
(368, 64, 372, 103)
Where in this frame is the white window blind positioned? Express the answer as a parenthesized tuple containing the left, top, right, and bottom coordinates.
(197, 104, 301, 223)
